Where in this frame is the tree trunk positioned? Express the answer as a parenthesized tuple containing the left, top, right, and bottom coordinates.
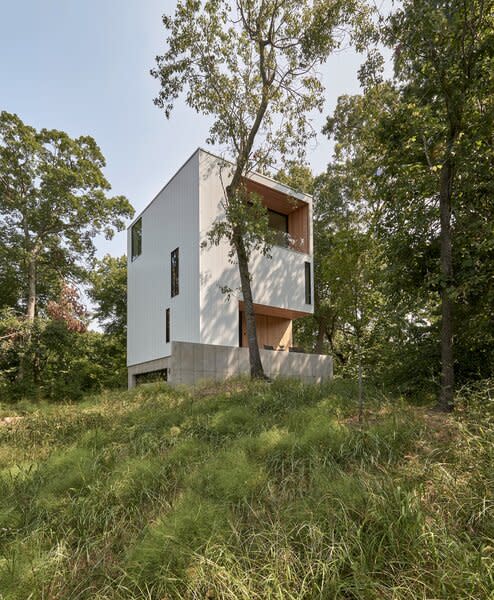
(313, 278, 325, 354)
(221, 34, 271, 379)
(18, 255, 36, 382)
(233, 229, 266, 378)
(437, 148, 455, 411)
(26, 256, 36, 321)
(358, 342, 363, 423)
(325, 325, 347, 366)
(314, 319, 325, 354)
(23, 215, 37, 322)
(223, 86, 270, 380)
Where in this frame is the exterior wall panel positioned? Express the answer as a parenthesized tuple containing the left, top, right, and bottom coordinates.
(198, 152, 239, 347)
(198, 150, 314, 348)
(127, 152, 201, 366)
(128, 148, 315, 371)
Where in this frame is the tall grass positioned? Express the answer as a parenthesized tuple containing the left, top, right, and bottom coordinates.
(0, 379, 493, 598)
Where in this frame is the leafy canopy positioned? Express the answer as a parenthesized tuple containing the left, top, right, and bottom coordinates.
(88, 255, 128, 337)
(152, 0, 368, 171)
(0, 111, 134, 313)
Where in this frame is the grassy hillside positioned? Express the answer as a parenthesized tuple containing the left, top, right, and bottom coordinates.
(0, 379, 493, 599)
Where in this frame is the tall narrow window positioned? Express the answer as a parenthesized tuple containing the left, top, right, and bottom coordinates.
(171, 247, 179, 297)
(131, 218, 142, 261)
(165, 308, 170, 343)
(304, 262, 312, 305)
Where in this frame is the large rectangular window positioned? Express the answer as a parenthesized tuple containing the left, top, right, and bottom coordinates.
(165, 308, 170, 343)
(131, 218, 142, 261)
(171, 248, 179, 297)
(305, 262, 312, 305)
(268, 209, 289, 247)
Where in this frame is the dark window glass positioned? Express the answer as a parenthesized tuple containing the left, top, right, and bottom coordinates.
(305, 262, 312, 305)
(171, 248, 179, 297)
(166, 308, 170, 343)
(268, 209, 289, 247)
(131, 218, 142, 261)
(136, 368, 167, 384)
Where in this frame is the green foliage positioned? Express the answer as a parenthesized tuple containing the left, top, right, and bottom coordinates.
(152, 0, 371, 378)
(153, 0, 344, 253)
(153, 0, 364, 166)
(0, 111, 134, 318)
(0, 241, 22, 311)
(319, 0, 494, 397)
(276, 162, 315, 195)
(0, 112, 131, 401)
(382, 0, 494, 405)
(0, 379, 493, 598)
(88, 254, 127, 338)
(0, 311, 126, 402)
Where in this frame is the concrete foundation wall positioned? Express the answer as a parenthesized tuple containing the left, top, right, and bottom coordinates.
(127, 355, 172, 389)
(128, 341, 332, 388)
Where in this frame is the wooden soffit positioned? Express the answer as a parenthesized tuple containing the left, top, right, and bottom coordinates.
(244, 179, 306, 215)
(239, 300, 311, 320)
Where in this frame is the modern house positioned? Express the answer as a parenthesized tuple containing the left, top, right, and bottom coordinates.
(127, 148, 332, 387)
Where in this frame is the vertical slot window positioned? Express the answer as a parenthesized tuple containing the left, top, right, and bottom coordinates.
(131, 218, 142, 261)
(304, 262, 312, 305)
(171, 247, 179, 297)
(165, 308, 170, 343)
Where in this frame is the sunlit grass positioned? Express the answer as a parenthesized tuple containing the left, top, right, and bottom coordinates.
(0, 378, 493, 598)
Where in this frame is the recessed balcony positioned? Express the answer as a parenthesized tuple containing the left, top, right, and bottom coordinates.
(245, 179, 310, 254)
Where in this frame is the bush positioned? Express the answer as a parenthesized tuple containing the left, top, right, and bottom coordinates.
(0, 313, 126, 403)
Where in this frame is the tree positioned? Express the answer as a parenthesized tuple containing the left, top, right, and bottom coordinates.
(0, 283, 127, 401)
(46, 282, 88, 333)
(320, 1, 494, 406)
(322, 85, 446, 391)
(382, 0, 494, 409)
(0, 111, 134, 322)
(276, 162, 315, 197)
(152, 0, 367, 378)
(88, 255, 127, 338)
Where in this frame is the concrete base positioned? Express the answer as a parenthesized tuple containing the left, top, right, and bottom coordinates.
(128, 341, 333, 389)
(127, 356, 172, 389)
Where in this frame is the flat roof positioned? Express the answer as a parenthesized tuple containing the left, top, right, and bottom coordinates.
(128, 147, 312, 229)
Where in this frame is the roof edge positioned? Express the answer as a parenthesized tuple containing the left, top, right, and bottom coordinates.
(128, 146, 313, 230)
(198, 147, 313, 203)
(128, 148, 201, 229)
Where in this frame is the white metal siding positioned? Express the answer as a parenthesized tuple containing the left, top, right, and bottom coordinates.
(127, 152, 201, 366)
(198, 152, 239, 347)
(198, 150, 314, 347)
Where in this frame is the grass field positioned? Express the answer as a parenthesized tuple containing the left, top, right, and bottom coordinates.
(0, 378, 493, 599)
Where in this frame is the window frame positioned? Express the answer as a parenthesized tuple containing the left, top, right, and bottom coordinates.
(171, 247, 179, 297)
(131, 218, 142, 261)
(165, 308, 170, 343)
(267, 208, 289, 248)
(304, 261, 312, 305)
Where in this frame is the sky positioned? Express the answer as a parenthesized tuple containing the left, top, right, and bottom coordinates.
(0, 0, 393, 259)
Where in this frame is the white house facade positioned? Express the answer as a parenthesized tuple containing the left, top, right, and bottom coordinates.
(127, 148, 332, 386)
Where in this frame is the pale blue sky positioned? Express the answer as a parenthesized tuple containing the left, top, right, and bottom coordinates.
(0, 1, 391, 258)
